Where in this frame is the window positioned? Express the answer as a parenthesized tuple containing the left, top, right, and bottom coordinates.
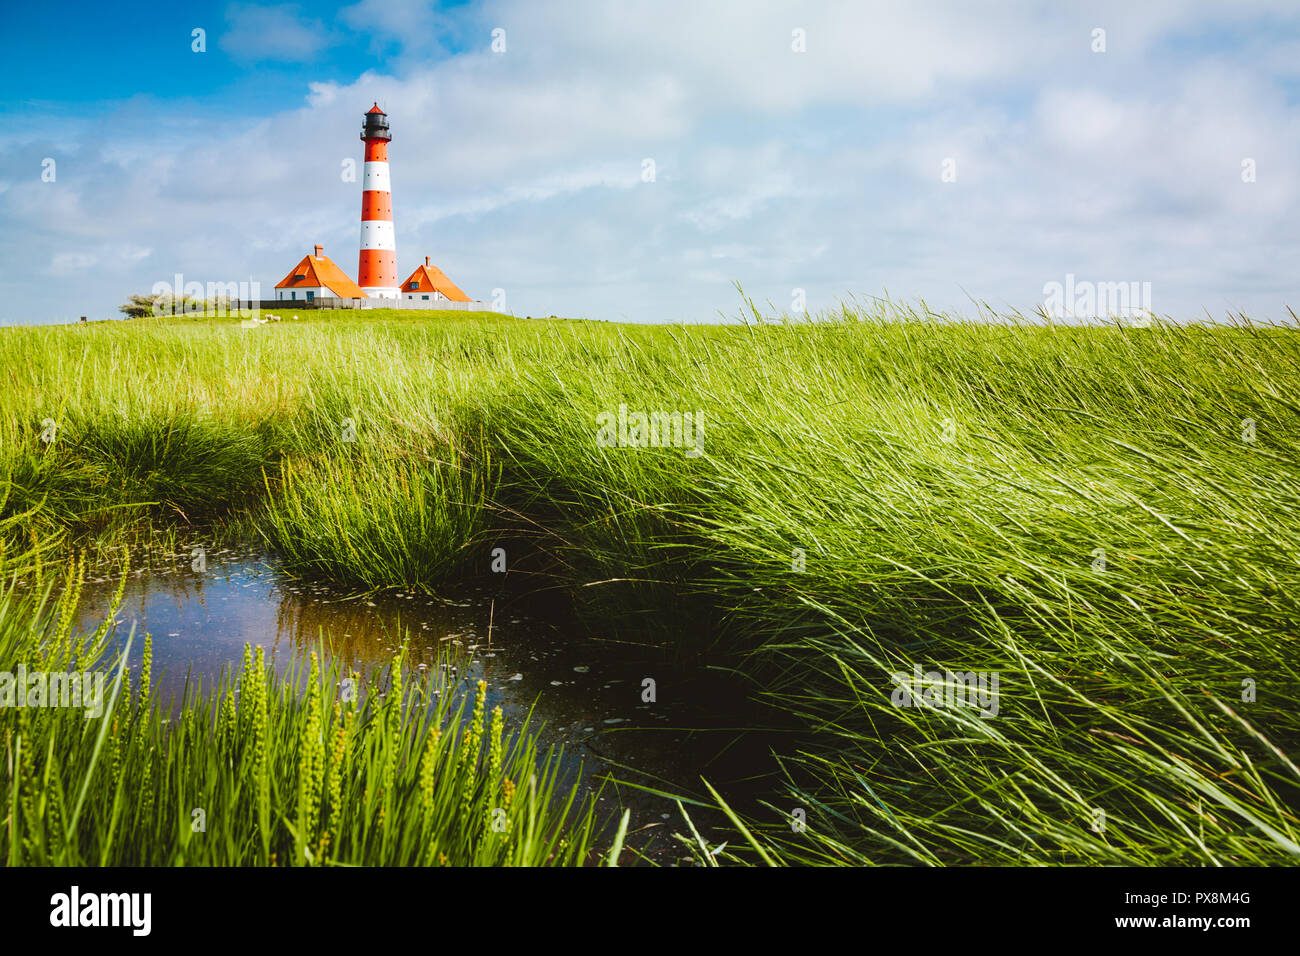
(290, 291, 296, 300)
(422, 295, 429, 300)
(306, 291, 314, 301)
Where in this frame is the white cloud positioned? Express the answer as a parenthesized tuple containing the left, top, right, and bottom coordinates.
(339, 0, 443, 42)
(48, 251, 98, 275)
(220, 4, 333, 63)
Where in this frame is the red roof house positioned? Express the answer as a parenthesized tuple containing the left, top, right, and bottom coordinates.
(400, 257, 471, 302)
(274, 245, 368, 301)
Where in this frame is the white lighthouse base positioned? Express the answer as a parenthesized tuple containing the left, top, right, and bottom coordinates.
(362, 287, 400, 299)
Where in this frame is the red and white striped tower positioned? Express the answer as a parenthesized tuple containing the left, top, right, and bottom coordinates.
(358, 103, 398, 298)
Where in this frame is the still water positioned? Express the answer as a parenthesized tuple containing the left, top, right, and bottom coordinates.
(72, 544, 765, 862)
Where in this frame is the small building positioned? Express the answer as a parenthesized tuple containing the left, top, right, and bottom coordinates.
(400, 257, 470, 303)
(274, 245, 368, 302)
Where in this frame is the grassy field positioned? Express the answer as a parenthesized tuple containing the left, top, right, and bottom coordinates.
(2, 304, 1298, 866)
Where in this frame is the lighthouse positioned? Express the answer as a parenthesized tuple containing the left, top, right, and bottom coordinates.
(357, 103, 398, 298)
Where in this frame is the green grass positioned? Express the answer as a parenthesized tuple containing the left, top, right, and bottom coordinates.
(259, 442, 495, 590)
(2, 304, 1298, 866)
(1, 557, 601, 866)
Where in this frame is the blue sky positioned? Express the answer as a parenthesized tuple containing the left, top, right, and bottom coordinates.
(2, 0, 1298, 324)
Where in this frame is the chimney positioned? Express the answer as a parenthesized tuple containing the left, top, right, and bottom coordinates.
(425, 256, 431, 268)
(314, 244, 323, 258)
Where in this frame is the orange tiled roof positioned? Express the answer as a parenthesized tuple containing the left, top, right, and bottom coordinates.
(275, 253, 367, 298)
(400, 263, 470, 301)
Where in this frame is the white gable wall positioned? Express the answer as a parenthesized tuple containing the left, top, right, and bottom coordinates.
(277, 287, 328, 301)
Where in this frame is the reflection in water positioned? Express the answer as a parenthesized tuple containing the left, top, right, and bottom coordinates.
(73, 546, 767, 863)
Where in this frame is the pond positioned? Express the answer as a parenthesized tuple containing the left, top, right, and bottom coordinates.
(72, 544, 776, 863)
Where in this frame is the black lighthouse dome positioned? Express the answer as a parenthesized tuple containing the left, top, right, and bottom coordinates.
(361, 103, 391, 142)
